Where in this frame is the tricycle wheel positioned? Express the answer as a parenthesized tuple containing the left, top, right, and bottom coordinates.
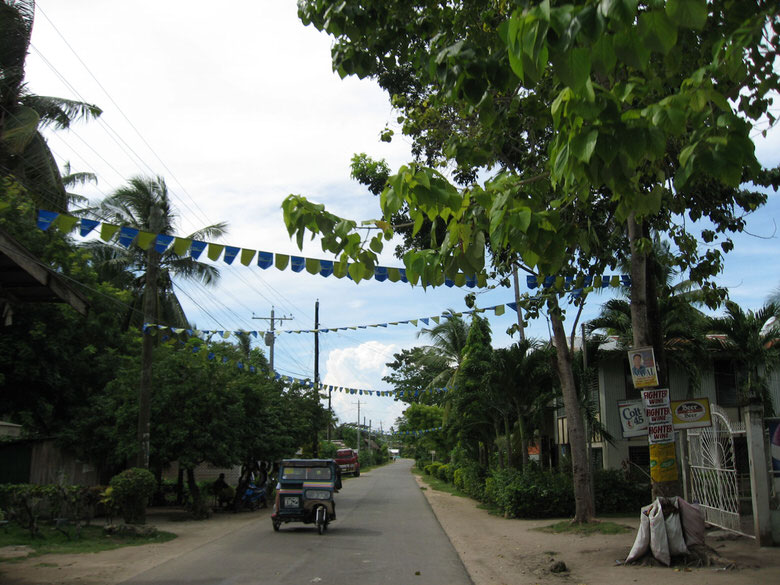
(272, 519, 281, 532)
(354, 468, 360, 477)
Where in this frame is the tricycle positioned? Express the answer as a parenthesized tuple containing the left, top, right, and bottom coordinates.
(271, 458, 341, 534)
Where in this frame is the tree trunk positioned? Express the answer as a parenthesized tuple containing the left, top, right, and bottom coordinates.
(504, 415, 514, 468)
(516, 411, 530, 467)
(186, 467, 210, 519)
(136, 246, 159, 469)
(628, 215, 681, 499)
(550, 311, 594, 523)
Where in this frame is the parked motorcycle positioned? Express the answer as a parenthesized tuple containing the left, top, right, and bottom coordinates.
(241, 481, 267, 510)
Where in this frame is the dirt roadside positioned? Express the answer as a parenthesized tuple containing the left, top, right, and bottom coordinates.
(413, 473, 780, 585)
(2, 475, 779, 585)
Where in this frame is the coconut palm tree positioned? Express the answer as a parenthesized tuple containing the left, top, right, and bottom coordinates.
(491, 339, 557, 467)
(86, 175, 228, 330)
(0, 0, 101, 211)
(415, 311, 469, 389)
(708, 301, 780, 416)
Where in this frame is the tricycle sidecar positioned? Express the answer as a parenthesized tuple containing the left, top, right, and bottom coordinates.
(271, 458, 341, 534)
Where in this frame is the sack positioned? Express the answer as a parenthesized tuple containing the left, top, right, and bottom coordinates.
(625, 502, 654, 563)
(677, 498, 705, 546)
(648, 499, 671, 566)
(665, 509, 689, 556)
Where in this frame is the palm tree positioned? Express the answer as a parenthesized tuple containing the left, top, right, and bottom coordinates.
(491, 339, 557, 467)
(708, 301, 780, 416)
(87, 175, 227, 330)
(87, 175, 227, 467)
(0, 0, 101, 211)
(416, 312, 469, 389)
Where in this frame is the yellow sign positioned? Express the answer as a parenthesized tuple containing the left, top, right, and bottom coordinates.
(649, 442, 679, 483)
(670, 398, 712, 429)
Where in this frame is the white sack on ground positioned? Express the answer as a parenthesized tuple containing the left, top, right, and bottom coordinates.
(648, 499, 671, 566)
(625, 502, 654, 563)
(677, 497, 705, 547)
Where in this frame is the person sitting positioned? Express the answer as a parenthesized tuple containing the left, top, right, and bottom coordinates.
(213, 473, 234, 508)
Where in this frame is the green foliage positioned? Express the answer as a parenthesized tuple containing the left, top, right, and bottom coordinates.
(0, 483, 103, 533)
(424, 462, 443, 476)
(485, 465, 575, 518)
(452, 461, 486, 501)
(109, 468, 156, 525)
(436, 463, 454, 483)
(593, 468, 650, 514)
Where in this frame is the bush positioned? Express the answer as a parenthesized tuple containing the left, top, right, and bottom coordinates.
(109, 468, 156, 525)
(487, 465, 575, 518)
(437, 463, 454, 483)
(0, 483, 102, 531)
(424, 462, 443, 476)
(453, 462, 486, 500)
(593, 468, 650, 514)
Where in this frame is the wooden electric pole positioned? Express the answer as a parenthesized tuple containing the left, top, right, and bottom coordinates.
(252, 307, 293, 372)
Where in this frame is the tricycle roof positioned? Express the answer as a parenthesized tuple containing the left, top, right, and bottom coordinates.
(280, 458, 334, 467)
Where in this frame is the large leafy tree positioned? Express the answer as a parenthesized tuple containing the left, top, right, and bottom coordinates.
(286, 0, 779, 519)
(382, 346, 449, 406)
(0, 0, 101, 211)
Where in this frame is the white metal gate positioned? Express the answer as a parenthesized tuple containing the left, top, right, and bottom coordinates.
(687, 405, 751, 536)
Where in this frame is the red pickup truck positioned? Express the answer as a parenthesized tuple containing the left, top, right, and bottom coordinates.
(334, 448, 360, 477)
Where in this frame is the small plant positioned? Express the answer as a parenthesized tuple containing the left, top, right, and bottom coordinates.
(109, 468, 156, 525)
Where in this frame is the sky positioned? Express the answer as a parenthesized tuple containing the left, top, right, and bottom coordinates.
(25, 1, 780, 432)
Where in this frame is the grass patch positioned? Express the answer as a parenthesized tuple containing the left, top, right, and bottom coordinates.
(0, 523, 176, 562)
(537, 520, 633, 535)
(412, 468, 467, 498)
(476, 502, 503, 516)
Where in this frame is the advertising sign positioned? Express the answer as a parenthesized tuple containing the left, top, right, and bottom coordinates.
(628, 346, 659, 388)
(650, 442, 679, 482)
(618, 399, 648, 437)
(670, 398, 712, 429)
(642, 389, 673, 444)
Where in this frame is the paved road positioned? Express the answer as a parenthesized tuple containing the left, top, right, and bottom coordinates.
(122, 460, 472, 585)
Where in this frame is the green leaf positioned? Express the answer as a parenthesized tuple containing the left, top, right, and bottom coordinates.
(570, 129, 598, 163)
(665, 0, 707, 30)
(3, 106, 40, 155)
(552, 46, 591, 92)
(638, 10, 678, 55)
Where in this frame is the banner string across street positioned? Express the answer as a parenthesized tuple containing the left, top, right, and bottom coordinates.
(36, 209, 630, 291)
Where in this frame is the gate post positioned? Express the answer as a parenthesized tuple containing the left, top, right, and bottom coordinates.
(744, 403, 773, 546)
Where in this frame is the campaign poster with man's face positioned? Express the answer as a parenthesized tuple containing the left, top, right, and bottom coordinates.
(628, 346, 659, 388)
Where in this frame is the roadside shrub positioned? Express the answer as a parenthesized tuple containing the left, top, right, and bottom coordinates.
(424, 462, 442, 476)
(488, 465, 575, 518)
(454, 462, 486, 501)
(594, 468, 650, 514)
(109, 468, 156, 524)
(0, 484, 102, 529)
(436, 463, 450, 482)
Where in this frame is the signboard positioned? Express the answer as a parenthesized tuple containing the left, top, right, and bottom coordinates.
(618, 399, 648, 437)
(670, 398, 712, 429)
(650, 442, 679, 482)
(628, 347, 659, 388)
(642, 389, 674, 444)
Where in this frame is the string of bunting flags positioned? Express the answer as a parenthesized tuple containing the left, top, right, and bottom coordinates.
(36, 209, 629, 291)
(390, 427, 443, 437)
(35, 209, 484, 288)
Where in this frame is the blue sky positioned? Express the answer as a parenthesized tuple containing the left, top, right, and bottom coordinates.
(27, 1, 780, 431)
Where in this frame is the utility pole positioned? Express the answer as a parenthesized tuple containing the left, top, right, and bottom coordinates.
(355, 400, 361, 454)
(369, 419, 373, 465)
(252, 306, 293, 372)
(512, 265, 526, 341)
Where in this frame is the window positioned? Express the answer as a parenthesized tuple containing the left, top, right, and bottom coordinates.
(714, 359, 738, 407)
(628, 445, 650, 470)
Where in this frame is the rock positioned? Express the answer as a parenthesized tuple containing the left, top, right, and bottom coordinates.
(550, 560, 568, 573)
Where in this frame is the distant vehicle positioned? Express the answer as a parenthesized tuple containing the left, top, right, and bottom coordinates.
(334, 448, 360, 477)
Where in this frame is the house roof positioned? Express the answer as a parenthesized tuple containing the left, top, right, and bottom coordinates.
(0, 227, 88, 316)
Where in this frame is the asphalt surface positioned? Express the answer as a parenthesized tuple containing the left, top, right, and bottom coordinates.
(121, 460, 472, 585)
